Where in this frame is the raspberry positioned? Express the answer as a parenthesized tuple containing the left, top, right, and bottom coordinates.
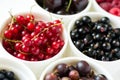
(99, 2, 112, 11)
(109, 7, 120, 16)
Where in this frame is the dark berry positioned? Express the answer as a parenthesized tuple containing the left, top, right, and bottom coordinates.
(76, 61, 91, 75)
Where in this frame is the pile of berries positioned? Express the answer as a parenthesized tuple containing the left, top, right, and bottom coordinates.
(44, 60, 107, 80)
(36, 0, 88, 15)
(70, 16, 120, 61)
(2, 13, 64, 61)
(96, 0, 120, 16)
(0, 69, 17, 80)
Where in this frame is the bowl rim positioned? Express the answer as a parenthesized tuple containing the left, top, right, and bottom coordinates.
(67, 12, 120, 63)
(92, 0, 120, 19)
(39, 57, 114, 80)
(0, 11, 68, 63)
(0, 56, 36, 80)
(33, 0, 92, 18)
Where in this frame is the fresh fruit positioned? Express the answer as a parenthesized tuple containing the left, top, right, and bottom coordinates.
(70, 16, 120, 61)
(96, 0, 120, 16)
(36, 0, 89, 15)
(44, 61, 107, 80)
(2, 13, 64, 61)
(0, 69, 18, 80)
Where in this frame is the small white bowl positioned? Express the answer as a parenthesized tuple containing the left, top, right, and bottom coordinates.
(93, 0, 120, 20)
(68, 12, 120, 60)
(40, 57, 113, 80)
(0, 11, 68, 79)
(34, 0, 92, 28)
(0, 56, 36, 80)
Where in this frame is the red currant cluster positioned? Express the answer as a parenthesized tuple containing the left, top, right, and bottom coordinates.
(2, 13, 64, 61)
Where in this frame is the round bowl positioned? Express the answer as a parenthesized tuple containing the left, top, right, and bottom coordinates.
(0, 56, 36, 80)
(0, 11, 68, 79)
(68, 12, 120, 61)
(93, 0, 120, 20)
(40, 57, 113, 80)
(34, 0, 92, 27)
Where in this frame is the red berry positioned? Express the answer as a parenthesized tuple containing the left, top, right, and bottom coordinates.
(14, 42, 22, 51)
(21, 45, 30, 53)
(30, 46, 40, 55)
(52, 41, 60, 49)
(38, 53, 44, 60)
(16, 53, 27, 60)
(4, 30, 12, 39)
(16, 15, 25, 24)
(27, 22, 35, 31)
(26, 14, 34, 22)
(46, 47, 54, 55)
(109, 7, 120, 16)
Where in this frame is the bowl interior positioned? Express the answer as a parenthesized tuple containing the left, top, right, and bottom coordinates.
(40, 57, 113, 80)
(68, 12, 120, 61)
(0, 11, 68, 62)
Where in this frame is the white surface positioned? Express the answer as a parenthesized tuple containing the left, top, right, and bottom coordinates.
(0, 0, 120, 80)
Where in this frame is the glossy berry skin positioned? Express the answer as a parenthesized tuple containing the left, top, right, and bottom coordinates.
(2, 14, 64, 61)
(70, 16, 120, 61)
(76, 61, 91, 75)
(44, 61, 107, 80)
(45, 73, 58, 80)
(36, 0, 89, 15)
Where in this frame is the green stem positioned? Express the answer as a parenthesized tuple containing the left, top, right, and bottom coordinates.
(43, 0, 46, 8)
(66, 0, 72, 12)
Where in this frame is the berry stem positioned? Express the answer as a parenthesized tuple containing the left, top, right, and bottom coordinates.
(8, 11, 16, 30)
(66, 0, 72, 12)
(4, 38, 21, 43)
(32, 22, 62, 40)
(19, 50, 29, 55)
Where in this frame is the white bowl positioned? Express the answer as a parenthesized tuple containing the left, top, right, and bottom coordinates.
(0, 11, 68, 79)
(40, 57, 113, 80)
(0, 56, 36, 80)
(33, 0, 92, 28)
(93, 0, 120, 20)
(67, 12, 120, 80)
(68, 12, 120, 60)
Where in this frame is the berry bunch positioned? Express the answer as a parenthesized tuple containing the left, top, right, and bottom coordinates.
(36, 0, 88, 15)
(44, 61, 107, 80)
(96, 0, 120, 16)
(70, 16, 120, 61)
(2, 13, 64, 61)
